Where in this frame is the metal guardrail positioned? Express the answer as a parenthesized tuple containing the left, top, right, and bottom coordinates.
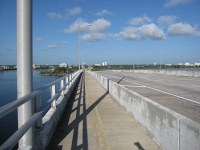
(0, 70, 82, 149)
(1, 112, 43, 150)
(0, 91, 41, 118)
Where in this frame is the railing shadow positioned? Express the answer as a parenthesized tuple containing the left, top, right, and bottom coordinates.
(134, 142, 145, 150)
(117, 76, 125, 84)
(47, 73, 108, 150)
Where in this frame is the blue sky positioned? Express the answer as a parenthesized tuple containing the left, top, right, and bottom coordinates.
(0, 0, 200, 65)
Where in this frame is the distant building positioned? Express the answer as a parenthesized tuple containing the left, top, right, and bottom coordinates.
(184, 63, 190, 66)
(194, 62, 200, 66)
(178, 63, 183, 66)
(94, 64, 101, 66)
(102, 62, 108, 66)
(166, 64, 172, 66)
(59, 63, 68, 67)
(0, 66, 8, 70)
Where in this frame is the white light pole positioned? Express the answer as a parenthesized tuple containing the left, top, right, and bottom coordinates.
(17, 0, 33, 148)
(160, 49, 163, 71)
(78, 25, 80, 70)
(78, 24, 91, 70)
(81, 49, 85, 69)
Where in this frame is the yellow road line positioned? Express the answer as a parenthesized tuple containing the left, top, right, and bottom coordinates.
(95, 108, 109, 150)
(88, 97, 100, 149)
(86, 76, 109, 150)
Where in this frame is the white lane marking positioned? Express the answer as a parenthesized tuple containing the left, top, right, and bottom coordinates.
(145, 86, 200, 105)
(102, 73, 200, 106)
(122, 85, 146, 88)
(103, 73, 142, 86)
(193, 85, 200, 88)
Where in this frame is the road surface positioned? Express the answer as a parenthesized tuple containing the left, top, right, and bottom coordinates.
(98, 70, 200, 123)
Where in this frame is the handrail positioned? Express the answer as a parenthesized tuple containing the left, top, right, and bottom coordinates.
(47, 93, 60, 104)
(39, 71, 79, 92)
(42, 93, 60, 116)
(41, 70, 79, 110)
(44, 72, 74, 89)
(0, 91, 41, 118)
(0, 111, 43, 150)
(0, 70, 82, 149)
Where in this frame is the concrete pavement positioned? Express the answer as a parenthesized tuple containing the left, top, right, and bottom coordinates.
(47, 72, 161, 150)
(99, 71, 200, 123)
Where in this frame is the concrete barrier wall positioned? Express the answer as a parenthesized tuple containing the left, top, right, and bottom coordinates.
(180, 118, 200, 149)
(112, 69, 200, 77)
(89, 71, 200, 150)
(35, 71, 82, 149)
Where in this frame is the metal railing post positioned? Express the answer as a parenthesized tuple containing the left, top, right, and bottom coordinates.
(34, 94, 42, 149)
(69, 75, 71, 86)
(66, 76, 69, 89)
(60, 79, 64, 96)
(51, 85, 56, 107)
(17, 0, 33, 148)
(34, 94, 42, 128)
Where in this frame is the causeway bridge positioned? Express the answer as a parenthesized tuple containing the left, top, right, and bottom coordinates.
(1, 0, 200, 149)
(0, 70, 160, 150)
(1, 70, 200, 150)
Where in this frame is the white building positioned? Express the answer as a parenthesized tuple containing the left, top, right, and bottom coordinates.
(94, 64, 101, 66)
(184, 63, 190, 66)
(194, 62, 200, 66)
(59, 63, 68, 67)
(102, 62, 108, 66)
(33, 64, 36, 69)
(166, 64, 172, 66)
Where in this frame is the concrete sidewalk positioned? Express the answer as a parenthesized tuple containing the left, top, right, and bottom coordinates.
(47, 72, 161, 150)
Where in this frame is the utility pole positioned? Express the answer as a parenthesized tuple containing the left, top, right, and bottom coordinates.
(78, 25, 81, 70)
(78, 24, 91, 70)
(17, 0, 33, 148)
(160, 49, 163, 71)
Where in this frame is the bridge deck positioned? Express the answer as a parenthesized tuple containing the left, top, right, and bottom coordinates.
(47, 72, 161, 150)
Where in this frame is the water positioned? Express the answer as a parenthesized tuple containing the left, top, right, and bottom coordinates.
(0, 70, 59, 144)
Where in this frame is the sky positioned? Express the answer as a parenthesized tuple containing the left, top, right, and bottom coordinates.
(0, 0, 200, 65)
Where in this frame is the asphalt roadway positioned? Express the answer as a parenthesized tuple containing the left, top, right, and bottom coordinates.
(98, 70, 200, 123)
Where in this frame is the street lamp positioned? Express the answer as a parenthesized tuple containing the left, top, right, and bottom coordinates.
(78, 26, 80, 70)
(78, 24, 91, 70)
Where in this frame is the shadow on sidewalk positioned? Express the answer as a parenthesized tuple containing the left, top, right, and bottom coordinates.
(47, 73, 108, 150)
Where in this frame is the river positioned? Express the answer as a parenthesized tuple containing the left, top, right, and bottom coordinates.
(0, 70, 59, 145)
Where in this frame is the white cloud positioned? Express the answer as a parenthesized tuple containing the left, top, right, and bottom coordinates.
(164, 0, 195, 7)
(64, 19, 87, 33)
(95, 9, 112, 16)
(63, 41, 68, 44)
(92, 19, 111, 32)
(129, 16, 152, 25)
(44, 44, 58, 50)
(140, 24, 166, 40)
(117, 27, 143, 40)
(64, 18, 111, 33)
(34, 37, 44, 42)
(168, 22, 200, 36)
(68, 7, 82, 16)
(64, 18, 111, 42)
(47, 7, 82, 20)
(117, 23, 165, 41)
(47, 12, 62, 19)
(81, 33, 106, 42)
(158, 15, 177, 25)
